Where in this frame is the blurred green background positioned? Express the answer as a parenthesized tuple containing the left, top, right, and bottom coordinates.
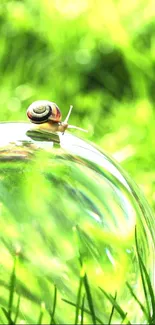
(0, 0, 155, 210)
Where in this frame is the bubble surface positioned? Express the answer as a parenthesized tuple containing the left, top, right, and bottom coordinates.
(0, 122, 154, 324)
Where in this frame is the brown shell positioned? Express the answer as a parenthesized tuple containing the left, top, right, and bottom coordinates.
(50, 103, 62, 122)
(27, 100, 62, 124)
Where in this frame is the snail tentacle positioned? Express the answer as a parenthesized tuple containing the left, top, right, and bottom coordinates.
(27, 100, 87, 134)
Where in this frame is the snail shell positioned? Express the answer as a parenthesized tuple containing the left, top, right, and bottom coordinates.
(27, 100, 62, 124)
(27, 100, 87, 134)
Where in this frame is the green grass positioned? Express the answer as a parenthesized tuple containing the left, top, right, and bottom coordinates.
(0, 228, 154, 324)
(0, 0, 155, 211)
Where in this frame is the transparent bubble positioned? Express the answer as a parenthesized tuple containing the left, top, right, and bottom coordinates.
(0, 122, 154, 324)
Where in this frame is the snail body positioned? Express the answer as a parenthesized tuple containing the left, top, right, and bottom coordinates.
(27, 100, 87, 134)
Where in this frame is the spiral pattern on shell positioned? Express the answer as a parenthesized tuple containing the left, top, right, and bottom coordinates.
(27, 100, 62, 124)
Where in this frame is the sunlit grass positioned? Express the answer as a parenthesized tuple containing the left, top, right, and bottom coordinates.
(0, 0, 155, 207)
(0, 228, 153, 324)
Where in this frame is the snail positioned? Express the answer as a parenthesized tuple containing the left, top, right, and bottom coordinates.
(27, 100, 87, 134)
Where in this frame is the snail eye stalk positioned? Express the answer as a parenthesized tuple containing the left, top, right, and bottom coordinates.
(26, 100, 87, 133)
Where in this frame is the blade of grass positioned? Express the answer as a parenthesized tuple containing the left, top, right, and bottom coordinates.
(99, 287, 130, 324)
(135, 227, 152, 322)
(8, 256, 17, 320)
(38, 309, 43, 324)
(126, 282, 149, 322)
(14, 295, 21, 324)
(49, 285, 57, 325)
(38, 302, 45, 324)
(75, 276, 83, 325)
(121, 313, 128, 324)
(1, 307, 15, 325)
(62, 299, 104, 324)
(78, 253, 96, 324)
(108, 292, 117, 324)
(81, 294, 85, 325)
(83, 272, 96, 325)
(136, 251, 155, 321)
